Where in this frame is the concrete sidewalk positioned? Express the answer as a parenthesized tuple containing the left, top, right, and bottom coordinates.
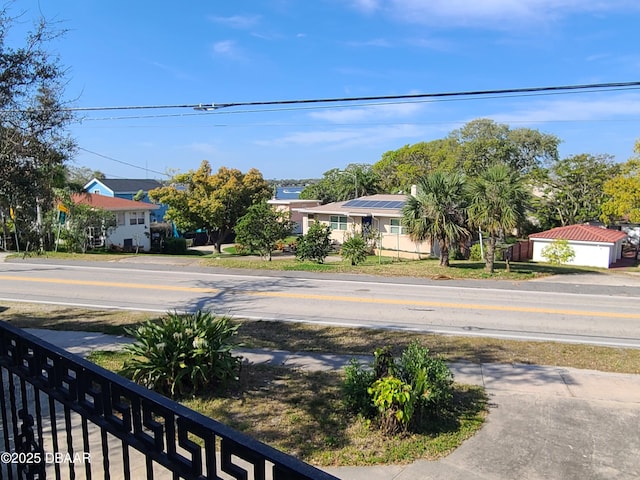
(24, 328, 640, 480)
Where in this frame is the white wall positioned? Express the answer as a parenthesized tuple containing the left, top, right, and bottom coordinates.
(532, 239, 614, 268)
(106, 210, 152, 251)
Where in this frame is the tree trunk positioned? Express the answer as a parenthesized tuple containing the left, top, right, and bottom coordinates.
(439, 240, 450, 267)
(485, 236, 496, 274)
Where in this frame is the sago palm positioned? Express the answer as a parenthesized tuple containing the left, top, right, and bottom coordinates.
(467, 164, 528, 273)
(402, 171, 469, 267)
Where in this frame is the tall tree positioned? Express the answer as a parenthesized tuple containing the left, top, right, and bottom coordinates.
(402, 171, 469, 267)
(372, 139, 459, 192)
(449, 119, 559, 176)
(467, 164, 528, 274)
(601, 141, 640, 223)
(0, 9, 75, 250)
(234, 202, 294, 260)
(532, 154, 617, 228)
(149, 161, 271, 253)
(299, 164, 380, 203)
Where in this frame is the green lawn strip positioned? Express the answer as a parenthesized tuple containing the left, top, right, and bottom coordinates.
(88, 352, 487, 466)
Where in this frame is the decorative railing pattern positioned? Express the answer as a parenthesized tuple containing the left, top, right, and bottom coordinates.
(0, 322, 340, 480)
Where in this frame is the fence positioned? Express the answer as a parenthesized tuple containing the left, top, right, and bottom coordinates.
(505, 240, 532, 262)
(0, 321, 339, 480)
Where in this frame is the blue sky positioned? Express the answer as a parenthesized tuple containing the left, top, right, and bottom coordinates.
(15, 0, 640, 181)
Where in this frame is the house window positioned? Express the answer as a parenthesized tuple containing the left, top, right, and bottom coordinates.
(330, 215, 347, 230)
(390, 218, 404, 234)
(129, 211, 145, 225)
(116, 212, 125, 226)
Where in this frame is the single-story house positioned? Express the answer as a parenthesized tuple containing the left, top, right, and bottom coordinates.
(83, 178, 167, 223)
(267, 199, 322, 234)
(294, 194, 432, 258)
(72, 193, 159, 252)
(529, 224, 628, 268)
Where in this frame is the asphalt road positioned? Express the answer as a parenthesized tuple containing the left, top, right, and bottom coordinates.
(2, 257, 640, 348)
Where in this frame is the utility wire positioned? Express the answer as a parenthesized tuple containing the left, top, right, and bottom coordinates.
(78, 147, 169, 177)
(38, 80, 640, 113)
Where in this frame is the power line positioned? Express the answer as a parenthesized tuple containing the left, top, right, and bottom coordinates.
(78, 147, 169, 177)
(22, 80, 640, 114)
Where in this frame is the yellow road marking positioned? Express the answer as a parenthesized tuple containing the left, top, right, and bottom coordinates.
(242, 291, 640, 319)
(0, 275, 220, 294)
(1, 275, 637, 319)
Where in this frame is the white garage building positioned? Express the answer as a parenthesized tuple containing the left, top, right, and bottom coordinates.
(529, 224, 628, 269)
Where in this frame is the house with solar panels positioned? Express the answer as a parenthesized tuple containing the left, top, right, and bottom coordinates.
(295, 194, 432, 258)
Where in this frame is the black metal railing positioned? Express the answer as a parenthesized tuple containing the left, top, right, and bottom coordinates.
(0, 321, 340, 480)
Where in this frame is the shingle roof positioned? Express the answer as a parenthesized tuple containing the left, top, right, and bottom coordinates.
(529, 224, 627, 243)
(71, 193, 158, 211)
(95, 178, 163, 193)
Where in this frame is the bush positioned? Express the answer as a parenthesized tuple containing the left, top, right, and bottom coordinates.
(342, 342, 454, 435)
(541, 238, 575, 265)
(397, 342, 453, 418)
(341, 234, 368, 265)
(368, 376, 414, 435)
(121, 311, 240, 398)
(296, 222, 332, 263)
(162, 237, 187, 255)
(469, 243, 483, 261)
(342, 359, 376, 417)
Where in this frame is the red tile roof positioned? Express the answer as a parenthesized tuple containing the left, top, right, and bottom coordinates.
(71, 193, 158, 211)
(529, 224, 627, 243)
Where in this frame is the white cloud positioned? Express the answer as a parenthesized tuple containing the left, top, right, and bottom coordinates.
(345, 38, 392, 48)
(256, 124, 426, 150)
(350, 0, 382, 13)
(490, 93, 640, 124)
(208, 15, 260, 29)
(360, 0, 638, 28)
(211, 40, 241, 58)
(309, 102, 424, 123)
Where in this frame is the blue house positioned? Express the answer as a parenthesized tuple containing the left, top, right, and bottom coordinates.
(83, 178, 168, 223)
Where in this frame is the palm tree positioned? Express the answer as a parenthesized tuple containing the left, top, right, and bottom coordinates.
(402, 171, 469, 267)
(467, 164, 528, 273)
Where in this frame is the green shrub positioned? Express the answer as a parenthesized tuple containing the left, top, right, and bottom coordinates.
(541, 238, 575, 265)
(397, 342, 453, 418)
(342, 342, 455, 436)
(341, 234, 368, 265)
(296, 222, 332, 263)
(162, 237, 188, 255)
(368, 376, 414, 435)
(342, 359, 376, 417)
(469, 243, 483, 261)
(121, 311, 240, 398)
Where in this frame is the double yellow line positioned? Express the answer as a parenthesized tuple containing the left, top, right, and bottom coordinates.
(2, 275, 639, 319)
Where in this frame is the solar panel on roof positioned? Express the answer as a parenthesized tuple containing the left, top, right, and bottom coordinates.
(343, 199, 406, 209)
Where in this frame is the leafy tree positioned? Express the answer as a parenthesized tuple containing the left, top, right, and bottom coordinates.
(0, 9, 75, 250)
(532, 154, 617, 227)
(373, 139, 459, 192)
(402, 171, 469, 267)
(296, 221, 332, 263)
(299, 164, 380, 203)
(467, 164, 528, 274)
(601, 141, 640, 223)
(61, 202, 116, 254)
(234, 202, 294, 260)
(149, 161, 271, 253)
(340, 233, 369, 265)
(65, 166, 105, 191)
(449, 118, 559, 176)
(540, 239, 575, 265)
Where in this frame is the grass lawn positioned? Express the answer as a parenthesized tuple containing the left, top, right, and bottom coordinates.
(89, 350, 487, 466)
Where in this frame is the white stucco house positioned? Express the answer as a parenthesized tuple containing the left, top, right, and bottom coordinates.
(294, 194, 432, 258)
(529, 224, 628, 268)
(267, 199, 322, 234)
(71, 193, 159, 252)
